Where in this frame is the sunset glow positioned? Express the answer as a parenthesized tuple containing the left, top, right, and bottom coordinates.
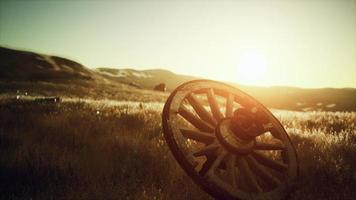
(237, 51, 268, 86)
(0, 0, 355, 88)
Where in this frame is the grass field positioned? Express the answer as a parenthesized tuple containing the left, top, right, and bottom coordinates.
(0, 97, 355, 200)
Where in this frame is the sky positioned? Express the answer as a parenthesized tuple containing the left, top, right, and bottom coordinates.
(0, 0, 355, 88)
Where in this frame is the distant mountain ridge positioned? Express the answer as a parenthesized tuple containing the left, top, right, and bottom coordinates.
(0, 47, 99, 81)
(1, 46, 355, 111)
(96, 67, 197, 91)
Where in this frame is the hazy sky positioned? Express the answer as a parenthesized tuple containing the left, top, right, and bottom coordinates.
(1, 0, 355, 88)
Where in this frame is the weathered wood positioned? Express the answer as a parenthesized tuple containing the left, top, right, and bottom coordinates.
(187, 93, 217, 126)
(236, 157, 263, 192)
(178, 105, 214, 132)
(246, 155, 281, 186)
(207, 150, 228, 175)
(180, 129, 215, 144)
(193, 144, 219, 157)
(162, 80, 299, 200)
(226, 154, 237, 187)
(207, 89, 224, 120)
(252, 151, 288, 172)
(199, 156, 217, 176)
(226, 93, 234, 118)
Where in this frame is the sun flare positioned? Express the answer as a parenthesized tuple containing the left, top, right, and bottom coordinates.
(237, 51, 268, 86)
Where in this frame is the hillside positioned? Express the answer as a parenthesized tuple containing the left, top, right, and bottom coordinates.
(0, 47, 167, 102)
(240, 85, 356, 112)
(96, 68, 196, 90)
(0, 47, 98, 82)
(1, 46, 355, 111)
(96, 67, 356, 111)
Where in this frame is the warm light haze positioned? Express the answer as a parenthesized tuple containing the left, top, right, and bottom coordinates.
(1, 0, 355, 88)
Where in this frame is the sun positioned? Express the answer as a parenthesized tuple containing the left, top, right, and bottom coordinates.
(237, 51, 268, 86)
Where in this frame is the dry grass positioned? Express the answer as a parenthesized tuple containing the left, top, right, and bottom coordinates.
(0, 99, 355, 200)
(274, 110, 356, 199)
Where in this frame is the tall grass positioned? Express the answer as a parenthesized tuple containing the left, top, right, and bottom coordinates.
(274, 110, 356, 199)
(0, 99, 355, 199)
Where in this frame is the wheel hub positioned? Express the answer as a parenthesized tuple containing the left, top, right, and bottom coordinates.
(230, 108, 265, 141)
(215, 118, 255, 155)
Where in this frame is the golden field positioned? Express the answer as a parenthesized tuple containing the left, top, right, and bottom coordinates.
(0, 96, 355, 200)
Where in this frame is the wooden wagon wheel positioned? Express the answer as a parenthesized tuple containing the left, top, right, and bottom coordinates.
(162, 80, 298, 200)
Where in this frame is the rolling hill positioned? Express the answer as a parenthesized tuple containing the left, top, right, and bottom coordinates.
(1, 46, 355, 111)
(0, 47, 98, 82)
(96, 67, 197, 90)
(96, 67, 356, 112)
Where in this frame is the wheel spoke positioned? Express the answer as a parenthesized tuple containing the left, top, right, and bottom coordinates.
(187, 93, 217, 126)
(236, 156, 263, 192)
(226, 93, 234, 118)
(193, 144, 219, 157)
(181, 129, 215, 144)
(207, 150, 228, 175)
(254, 142, 286, 150)
(199, 156, 216, 176)
(226, 154, 237, 187)
(207, 89, 224, 121)
(251, 151, 288, 172)
(245, 155, 281, 187)
(179, 105, 214, 132)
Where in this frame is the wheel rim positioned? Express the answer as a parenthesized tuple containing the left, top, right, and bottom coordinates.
(162, 80, 298, 200)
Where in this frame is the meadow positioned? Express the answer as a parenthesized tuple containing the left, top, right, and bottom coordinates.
(0, 96, 355, 200)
